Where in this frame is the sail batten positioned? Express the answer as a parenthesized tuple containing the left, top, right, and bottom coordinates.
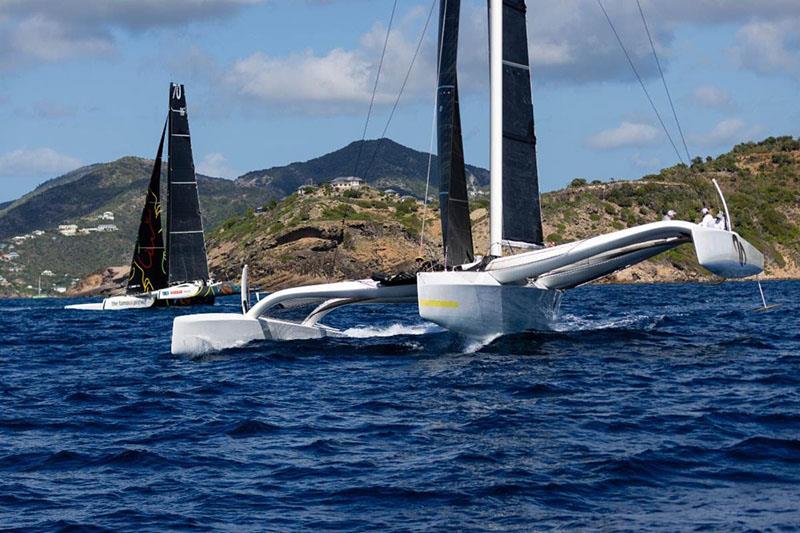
(437, 0, 474, 268)
(166, 83, 211, 285)
(501, 0, 543, 248)
(127, 118, 168, 294)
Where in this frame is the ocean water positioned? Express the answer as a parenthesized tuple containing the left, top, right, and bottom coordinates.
(1, 281, 799, 531)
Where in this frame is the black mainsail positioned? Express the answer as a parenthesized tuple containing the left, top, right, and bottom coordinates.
(501, 0, 543, 247)
(166, 83, 210, 285)
(127, 118, 168, 294)
(437, 0, 474, 267)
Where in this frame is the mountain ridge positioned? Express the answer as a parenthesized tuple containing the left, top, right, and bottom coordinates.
(2, 136, 799, 297)
(236, 138, 490, 198)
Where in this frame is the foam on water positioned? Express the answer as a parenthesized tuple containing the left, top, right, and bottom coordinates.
(342, 322, 442, 338)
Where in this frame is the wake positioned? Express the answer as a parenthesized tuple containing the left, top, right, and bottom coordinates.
(342, 322, 442, 338)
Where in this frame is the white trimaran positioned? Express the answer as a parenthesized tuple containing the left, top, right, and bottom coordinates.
(171, 0, 763, 354)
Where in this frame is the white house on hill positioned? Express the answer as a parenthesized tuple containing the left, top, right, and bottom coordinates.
(330, 176, 364, 191)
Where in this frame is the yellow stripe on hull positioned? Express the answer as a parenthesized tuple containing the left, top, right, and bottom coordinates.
(419, 299, 460, 309)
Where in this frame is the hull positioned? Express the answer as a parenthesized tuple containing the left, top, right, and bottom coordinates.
(417, 271, 561, 338)
(65, 281, 221, 311)
(171, 314, 344, 355)
(171, 279, 418, 355)
(65, 294, 156, 311)
(417, 222, 763, 338)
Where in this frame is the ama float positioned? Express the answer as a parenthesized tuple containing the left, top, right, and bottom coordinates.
(170, 0, 763, 354)
(67, 83, 235, 311)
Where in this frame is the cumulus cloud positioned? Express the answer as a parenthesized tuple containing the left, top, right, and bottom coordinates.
(731, 20, 800, 76)
(0, 148, 82, 177)
(587, 121, 660, 150)
(218, 0, 800, 113)
(689, 85, 734, 109)
(227, 49, 375, 108)
(0, 0, 263, 68)
(690, 118, 762, 148)
(196, 153, 238, 179)
(223, 8, 438, 113)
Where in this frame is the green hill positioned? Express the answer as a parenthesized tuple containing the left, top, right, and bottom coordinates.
(0, 139, 489, 296)
(236, 138, 489, 199)
(0, 157, 271, 295)
(208, 136, 800, 290)
(2, 136, 799, 297)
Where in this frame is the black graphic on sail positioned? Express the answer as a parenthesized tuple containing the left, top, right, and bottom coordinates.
(502, 0, 543, 246)
(437, 0, 474, 267)
(166, 83, 210, 285)
(127, 118, 168, 294)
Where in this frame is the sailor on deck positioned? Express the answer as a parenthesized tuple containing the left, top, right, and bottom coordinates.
(715, 211, 728, 230)
(700, 207, 716, 228)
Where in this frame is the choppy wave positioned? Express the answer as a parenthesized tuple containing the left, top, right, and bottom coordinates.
(2, 281, 799, 530)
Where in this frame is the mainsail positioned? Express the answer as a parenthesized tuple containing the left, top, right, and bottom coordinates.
(501, 0, 543, 247)
(437, 0, 474, 267)
(166, 83, 210, 285)
(127, 118, 168, 294)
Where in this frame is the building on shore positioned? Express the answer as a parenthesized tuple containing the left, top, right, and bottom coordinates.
(58, 224, 78, 236)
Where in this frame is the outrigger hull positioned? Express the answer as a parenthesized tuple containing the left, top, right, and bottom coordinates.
(171, 279, 417, 355)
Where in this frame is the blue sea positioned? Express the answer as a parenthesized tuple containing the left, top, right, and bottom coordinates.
(1, 281, 799, 531)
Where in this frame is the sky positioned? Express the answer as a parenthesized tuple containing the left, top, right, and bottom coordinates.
(1, 0, 799, 202)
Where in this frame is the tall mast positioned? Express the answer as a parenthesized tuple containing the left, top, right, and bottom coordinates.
(489, 0, 503, 257)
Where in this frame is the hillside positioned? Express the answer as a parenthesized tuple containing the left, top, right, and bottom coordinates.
(0, 157, 272, 295)
(0, 138, 488, 296)
(236, 138, 489, 199)
(207, 136, 800, 290)
(207, 187, 442, 291)
(3, 136, 800, 297)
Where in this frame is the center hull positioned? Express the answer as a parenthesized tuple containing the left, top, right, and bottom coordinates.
(417, 271, 561, 338)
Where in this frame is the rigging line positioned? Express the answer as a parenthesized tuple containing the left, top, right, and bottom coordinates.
(362, 0, 437, 183)
(636, 0, 691, 163)
(596, 0, 685, 165)
(353, 0, 399, 181)
(419, 0, 450, 254)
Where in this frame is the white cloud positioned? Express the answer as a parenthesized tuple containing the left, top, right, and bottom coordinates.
(226, 49, 375, 107)
(690, 85, 734, 109)
(196, 153, 237, 179)
(0, 148, 82, 177)
(690, 118, 762, 148)
(222, 10, 437, 113)
(0, 0, 264, 68)
(10, 15, 113, 63)
(587, 121, 660, 150)
(731, 20, 800, 76)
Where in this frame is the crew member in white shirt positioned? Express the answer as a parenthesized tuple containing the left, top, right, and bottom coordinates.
(714, 211, 727, 230)
(700, 207, 716, 228)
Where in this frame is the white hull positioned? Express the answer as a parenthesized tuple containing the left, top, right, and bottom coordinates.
(417, 222, 763, 338)
(65, 281, 214, 311)
(65, 294, 156, 311)
(170, 314, 345, 355)
(171, 279, 417, 355)
(418, 271, 561, 338)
